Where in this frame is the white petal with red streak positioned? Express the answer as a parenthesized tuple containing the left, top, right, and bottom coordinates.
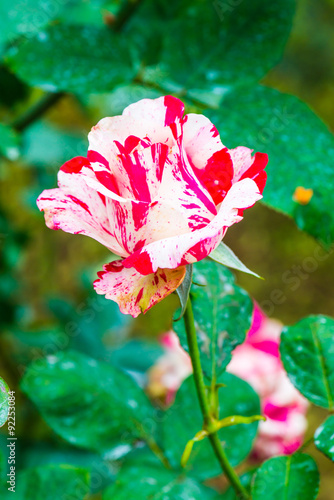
(157, 147, 217, 230)
(88, 96, 184, 171)
(105, 197, 193, 255)
(182, 113, 224, 170)
(122, 178, 262, 274)
(94, 260, 186, 318)
(228, 146, 255, 181)
(123, 95, 184, 140)
(37, 169, 127, 256)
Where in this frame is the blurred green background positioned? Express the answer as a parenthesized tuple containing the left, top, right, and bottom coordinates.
(1, 0, 334, 498)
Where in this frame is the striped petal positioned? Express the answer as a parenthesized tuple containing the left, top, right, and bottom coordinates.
(123, 95, 185, 141)
(88, 96, 184, 172)
(229, 146, 268, 193)
(122, 178, 262, 275)
(94, 260, 186, 317)
(182, 113, 224, 170)
(37, 159, 127, 256)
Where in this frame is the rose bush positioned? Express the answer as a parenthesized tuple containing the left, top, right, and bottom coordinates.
(149, 305, 308, 460)
(37, 96, 267, 317)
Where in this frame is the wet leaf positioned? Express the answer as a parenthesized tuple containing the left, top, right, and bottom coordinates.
(280, 315, 334, 409)
(252, 454, 319, 500)
(314, 415, 334, 461)
(155, 0, 295, 90)
(1, 465, 90, 499)
(6, 24, 137, 93)
(21, 350, 158, 454)
(103, 463, 219, 499)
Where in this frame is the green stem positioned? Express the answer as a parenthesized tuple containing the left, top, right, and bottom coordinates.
(298, 435, 314, 453)
(183, 299, 211, 422)
(184, 298, 250, 500)
(11, 92, 65, 132)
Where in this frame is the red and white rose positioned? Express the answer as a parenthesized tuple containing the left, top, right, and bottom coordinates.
(37, 96, 267, 317)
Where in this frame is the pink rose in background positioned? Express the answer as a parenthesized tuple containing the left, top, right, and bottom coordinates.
(228, 305, 309, 460)
(37, 96, 267, 317)
(149, 305, 308, 460)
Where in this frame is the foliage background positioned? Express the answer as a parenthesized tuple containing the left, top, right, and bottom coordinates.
(0, 0, 334, 498)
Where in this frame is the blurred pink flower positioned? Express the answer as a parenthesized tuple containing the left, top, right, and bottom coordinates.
(228, 305, 309, 460)
(37, 96, 267, 317)
(149, 305, 308, 460)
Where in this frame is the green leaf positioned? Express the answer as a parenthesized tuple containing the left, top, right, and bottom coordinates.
(47, 292, 132, 361)
(175, 264, 193, 320)
(21, 350, 157, 454)
(252, 454, 319, 500)
(314, 415, 334, 461)
(22, 121, 86, 169)
(0, 377, 10, 427)
(1, 464, 90, 499)
(109, 340, 164, 373)
(6, 24, 137, 94)
(103, 464, 218, 500)
(85, 84, 163, 117)
(174, 259, 253, 382)
(0, 0, 69, 56)
(161, 373, 260, 480)
(206, 85, 334, 245)
(155, 0, 295, 90)
(280, 315, 334, 409)
(209, 242, 261, 278)
(17, 443, 115, 494)
(0, 123, 20, 160)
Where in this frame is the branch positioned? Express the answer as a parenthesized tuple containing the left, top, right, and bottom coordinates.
(11, 92, 65, 132)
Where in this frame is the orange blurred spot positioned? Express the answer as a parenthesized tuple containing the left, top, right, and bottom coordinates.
(103, 12, 116, 26)
(293, 186, 314, 205)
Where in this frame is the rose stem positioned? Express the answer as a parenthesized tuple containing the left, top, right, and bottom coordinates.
(183, 297, 250, 500)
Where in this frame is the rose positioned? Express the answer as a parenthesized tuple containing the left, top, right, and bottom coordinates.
(221, 305, 309, 460)
(37, 96, 267, 317)
(150, 305, 309, 460)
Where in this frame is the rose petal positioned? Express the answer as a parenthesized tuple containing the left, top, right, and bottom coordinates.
(229, 147, 268, 193)
(123, 95, 185, 140)
(94, 260, 186, 317)
(105, 197, 192, 255)
(122, 178, 262, 275)
(182, 114, 234, 205)
(37, 168, 127, 256)
(182, 113, 224, 170)
(88, 96, 185, 170)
